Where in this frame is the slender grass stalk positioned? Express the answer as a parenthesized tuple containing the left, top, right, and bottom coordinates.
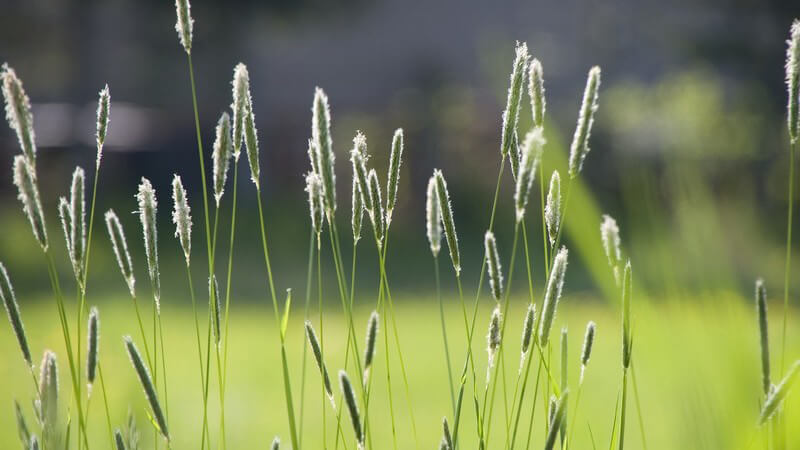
(618, 263, 633, 450)
(544, 390, 569, 450)
(124, 336, 169, 441)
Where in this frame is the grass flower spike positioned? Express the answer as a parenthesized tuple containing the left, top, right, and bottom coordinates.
(210, 274, 221, 344)
(514, 128, 545, 223)
(124, 336, 169, 440)
(529, 58, 546, 129)
(756, 279, 770, 394)
(352, 176, 364, 242)
(787, 20, 800, 142)
(350, 132, 373, 215)
(545, 170, 561, 247)
(0, 262, 31, 366)
(501, 42, 530, 178)
(760, 360, 800, 424)
(520, 303, 535, 370)
(568, 66, 601, 178)
(2, 64, 36, 166)
(386, 128, 404, 224)
(622, 261, 633, 369)
(486, 305, 502, 382)
(231, 63, 249, 160)
(426, 175, 442, 257)
(174, 0, 193, 54)
(137, 178, 161, 309)
(305, 321, 334, 404)
(105, 210, 135, 297)
(543, 390, 569, 450)
(13, 155, 47, 250)
(442, 417, 453, 450)
(433, 169, 460, 274)
(484, 231, 503, 301)
(313, 88, 336, 215)
(363, 310, 379, 381)
(69, 167, 86, 281)
(171, 174, 192, 265)
(38, 350, 58, 428)
(243, 70, 260, 187)
(339, 370, 363, 447)
(601, 214, 622, 284)
(305, 172, 325, 238)
(212, 112, 233, 205)
(539, 246, 569, 346)
(580, 321, 596, 383)
(271, 437, 280, 450)
(86, 306, 99, 390)
(368, 168, 385, 245)
(96, 84, 110, 168)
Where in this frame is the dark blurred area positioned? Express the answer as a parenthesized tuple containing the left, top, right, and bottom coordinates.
(1, 0, 800, 304)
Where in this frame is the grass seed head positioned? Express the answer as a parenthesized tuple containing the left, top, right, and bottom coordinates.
(352, 176, 364, 243)
(212, 112, 233, 206)
(350, 132, 374, 214)
(271, 437, 280, 450)
(514, 128, 545, 223)
(38, 350, 58, 428)
(0, 262, 31, 366)
(368, 168, 385, 245)
(433, 169, 460, 274)
(529, 58, 546, 129)
(580, 321, 596, 383)
(543, 390, 569, 450)
(442, 417, 453, 450)
(96, 84, 110, 168)
(114, 429, 125, 450)
(487, 305, 502, 381)
(426, 175, 442, 257)
(137, 178, 160, 310)
(243, 74, 260, 188)
(545, 170, 561, 247)
(87, 306, 99, 389)
(174, 0, 193, 54)
(600, 214, 622, 284)
(124, 336, 169, 440)
(364, 310, 379, 373)
(787, 20, 800, 142)
(58, 198, 75, 276)
(756, 279, 770, 395)
(171, 175, 192, 266)
(339, 370, 363, 446)
(539, 246, 569, 346)
(70, 167, 86, 282)
(13, 155, 47, 250)
(622, 261, 633, 369)
(231, 63, 249, 160)
(520, 303, 536, 369)
(305, 321, 333, 401)
(568, 66, 601, 178)
(2, 64, 36, 166)
(760, 360, 800, 424)
(209, 274, 221, 345)
(30, 434, 39, 450)
(484, 231, 504, 301)
(386, 128, 404, 224)
(305, 172, 325, 238)
(501, 42, 530, 162)
(104, 210, 135, 297)
(313, 88, 336, 214)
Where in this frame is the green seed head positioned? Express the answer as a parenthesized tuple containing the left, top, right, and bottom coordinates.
(87, 307, 99, 389)
(367, 169, 385, 246)
(0, 262, 31, 366)
(520, 303, 536, 369)
(351, 176, 364, 243)
(313, 88, 336, 215)
(529, 58, 546, 129)
(171, 174, 192, 266)
(231, 63, 249, 161)
(38, 350, 58, 428)
(501, 42, 530, 162)
(136, 178, 160, 311)
(539, 246, 569, 346)
(364, 311, 379, 370)
(13, 155, 47, 250)
(70, 167, 86, 283)
(760, 360, 800, 424)
(96, 84, 110, 169)
(486, 305, 502, 381)
(104, 210, 135, 297)
(271, 437, 280, 450)
(386, 128, 404, 225)
(580, 321, 596, 383)
(426, 175, 442, 258)
(622, 261, 632, 369)
(433, 169, 460, 275)
(484, 231, 504, 301)
(243, 76, 260, 188)
(545, 170, 561, 247)
(543, 390, 569, 450)
(756, 279, 770, 395)
(209, 274, 221, 345)
(787, 20, 800, 142)
(212, 112, 233, 206)
(339, 370, 363, 446)
(305, 321, 333, 401)
(124, 336, 169, 440)
(174, 0, 193, 54)
(1, 64, 36, 166)
(568, 66, 601, 178)
(514, 128, 545, 223)
(442, 417, 453, 450)
(600, 214, 622, 284)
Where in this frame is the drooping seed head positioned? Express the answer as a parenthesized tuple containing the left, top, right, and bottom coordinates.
(363, 311, 379, 372)
(433, 169, 460, 274)
(209, 274, 221, 345)
(600, 214, 622, 284)
(543, 390, 569, 450)
(137, 178, 160, 310)
(231, 63, 249, 161)
(787, 20, 800, 143)
(304, 321, 333, 401)
(105, 210, 135, 297)
(13, 155, 47, 250)
(305, 172, 325, 238)
(350, 132, 374, 215)
(486, 305, 502, 381)
(386, 128, 404, 224)
(70, 167, 86, 282)
(0, 262, 31, 367)
(367, 169, 385, 246)
(96, 84, 110, 169)
(87, 307, 99, 389)
(271, 437, 280, 450)
(426, 175, 442, 258)
(756, 279, 770, 395)
(621, 261, 632, 369)
(114, 429, 126, 450)
(171, 175, 192, 266)
(545, 170, 561, 247)
(2, 64, 36, 166)
(339, 370, 363, 446)
(519, 303, 535, 370)
(529, 58, 546, 129)
(174, 0, 193, 54)
(312, 88, 336, 215)
(539, 246, 569, 346)
(351, 176, 364, 243)
(14, 400, 30, 447)
(514, 128, 545, 223)
(123, 336, 169, 440)
(442, 417, 453, 450)
(580, 321, 596, 383)
(484, 231, 504, 301)
(568, 66, 601, 178)
(212, 112, 233, 206)
(38, 350, 58, 428)
(501, 42, 530, 164)
(760, 360, 800, 424)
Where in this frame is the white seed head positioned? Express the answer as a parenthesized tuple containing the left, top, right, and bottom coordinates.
(425, 175, 442, 258)
(313, 88, 336, 215)
(545, 170, 561, 247)
(600, 214, 622, 284)
(580, 321, 596, 383)
(174, 0, 193, 54)
(171, 174, 192, 266)
(529, 58, 546, 129)
(433, 169, 460, 274)
(105, 210, 135, 297)
(12, 155, 47, 250)
(305, 172, 325, 237)
(231, 63, 249, 161)
(96, 84, 110, 169)
(243, 75, 260, 188)
(514, 128, 545, 223)
(501, 42, 530, 159)
(136, 178, 160, 311)
(307, 139, 320, 176)
(568, 66, 601, 178)
(38, 350, 58, 428)
(484, 231, 503, 301)
(351, 176, 363, 243)
(367, 169, 385, 246)
(386, 128, 404, 225)
(70, 167, 86, 283)
(58, 197, 75, 275)
(788, 20, 800, 142)
(2, 64, 36, 166)
(212, 112, 233, 206)
(539, 246, 569, 346)
(350, 132, 373, 214)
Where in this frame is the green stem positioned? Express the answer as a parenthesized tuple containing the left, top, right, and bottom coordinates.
(630, 362, 648, 450)
(299, 227, 315, 446)
(97, 363, 115, 449)
(435, 254, 457, 415)
(185, 264, 211, 450)
(782, 140, 796, 374)
(221, 160, 240, 447)
(618, 369, 629, 450)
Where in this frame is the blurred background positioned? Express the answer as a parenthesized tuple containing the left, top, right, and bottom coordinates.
(2, 0, 800, 448)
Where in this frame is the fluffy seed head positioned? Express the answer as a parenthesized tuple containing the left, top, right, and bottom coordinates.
(539, 247, 569, 346)
(305, 321, 333, 401)
(568, 66, 601, 178)
(105, 210, 135, 297)
(243, 75, 260, 187)
(70, 167, 87, 282)
(38, 350, 58, 428)
(137, 178, 160, 309)
(760, 360, 800, 424)
(484, 231, 504, 301)
(600, 214, 622, 284)
(545, 171, 561, 247)
(313, 88, 336, 214)
(426, 175, 442, 257)
(58, 198, 75, 281)
(351, 176, 364, 243)
(350, 132, 374, 215)
(209, 274, 221, 345)
(433, 169, 460, 274)
(171, 175, 192, 266)
(580, 321, 596, 383)
(13, 155, 47, 250)
(501, 42, 530, 159)
(520, 303, 535, 369)
(305, 172, 325, 237)
(529, 58, 546, 129)
(124, 336, 169, 439)
(231, 63, 249, 160)
(442, 417, 453, 450)
(560, 327, 568, 393)
(2, 64, 36, 166)
(787, 20, 800, 142)
(487, 305, 502, 381)
(756, 279, 770, 395)
(386, 128, 404, 224)
(339, 370, 363, 445)
(364, 311, 379, 372)
(621, 261, 633, 369)
(87, 307, 99, 387)
(212, 112, 233, 205)
(174, 0, 193, 54)
(367, 169, 385, 246)
(96, 84, 110, 168)
(0, 262, 31, 366)
(543, 390, 569, 450)
(514, 128, 545, 223)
